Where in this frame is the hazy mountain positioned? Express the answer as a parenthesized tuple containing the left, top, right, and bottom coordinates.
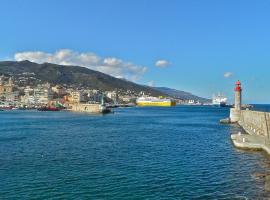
(154, 87, 210, 103)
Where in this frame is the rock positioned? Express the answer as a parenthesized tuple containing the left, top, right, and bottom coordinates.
(254, 172, 268, 179)
(265, 175, 270, 191)
(220, 118, 231, 124)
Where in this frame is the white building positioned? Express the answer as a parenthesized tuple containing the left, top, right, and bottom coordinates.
(106, 91, 119, 103)
(33, 84, 53, 105)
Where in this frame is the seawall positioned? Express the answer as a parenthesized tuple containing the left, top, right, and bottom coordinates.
(69, 103, 101, 113)
(238, 110, 270, 137)
(231, 109, 270, 155)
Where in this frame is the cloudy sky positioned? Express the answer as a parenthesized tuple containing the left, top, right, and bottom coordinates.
(0, 0, 270, 103)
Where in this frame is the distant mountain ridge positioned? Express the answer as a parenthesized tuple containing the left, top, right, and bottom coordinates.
(154, 87, 210, 103)
(0, 61, 208, 101)
(0, 60, 164, 96)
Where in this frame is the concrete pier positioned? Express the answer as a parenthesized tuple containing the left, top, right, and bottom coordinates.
(231, 132, 270, 154)
(68, 103, 111, 113)
(231, 110, 270, 153)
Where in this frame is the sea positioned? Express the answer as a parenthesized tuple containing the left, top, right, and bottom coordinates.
(1, 105, 270, 199)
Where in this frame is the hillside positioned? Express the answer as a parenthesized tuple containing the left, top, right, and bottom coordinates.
(0, 60, 164, 96)
(154, 87, 210, 103)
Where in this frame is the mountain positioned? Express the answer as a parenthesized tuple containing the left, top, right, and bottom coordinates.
(154, 87, 210, 103)
(0, 60, 164, 96)
(0, 61, 210, 101)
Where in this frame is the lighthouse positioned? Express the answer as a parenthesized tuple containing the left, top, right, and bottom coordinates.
(234, 80, 242, 110)
(229, 80, 242, 123)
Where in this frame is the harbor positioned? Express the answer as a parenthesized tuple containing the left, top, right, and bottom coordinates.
(2, 105, 270, 199)
(1, 79, 270, 198)
(2, 0, 270, 199)
(2, 78, 270, 198)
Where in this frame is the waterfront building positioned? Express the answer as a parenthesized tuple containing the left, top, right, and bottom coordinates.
(0, 77, 13, 94)
(4, 91, 20, 103)
(20, 94, 35, 105)
(24, 86, 34, 95)
(52, 85, 66, 96)
(33, 84, 53, 105)
(20, 86, 35, 105)
(68, 91, 82, 103)
(188, 99, 195, 104)
(0, 77, 19, 103)
(106, 91, 119, 104)
(87, 90, 103, 103)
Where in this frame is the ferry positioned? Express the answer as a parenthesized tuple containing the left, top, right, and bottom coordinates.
(136, 96, 176, 107)
(212, 93, 227, 107)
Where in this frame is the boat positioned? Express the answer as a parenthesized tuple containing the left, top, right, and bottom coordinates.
(212, 93, 227, 107)
(99, 103, 111, 114)
(136, 96, 176, 107)
(37, 106, 60, 111)
(0, 103, 13, 110)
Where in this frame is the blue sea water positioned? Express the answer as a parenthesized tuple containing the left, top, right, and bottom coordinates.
(1, 106, 270, 199)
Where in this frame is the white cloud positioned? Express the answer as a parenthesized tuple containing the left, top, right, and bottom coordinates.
(14, 49, 147, 81)
(224, 72, 233, 78)
(147, 81, 155, 87)
(155, 59, 170, 68)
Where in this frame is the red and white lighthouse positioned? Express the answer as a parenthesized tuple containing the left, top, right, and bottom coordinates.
(234, 80, 242, 110)
(229, 80, 243, 123)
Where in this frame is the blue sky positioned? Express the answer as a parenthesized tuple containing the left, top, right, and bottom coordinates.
(0, 0, 270, 103)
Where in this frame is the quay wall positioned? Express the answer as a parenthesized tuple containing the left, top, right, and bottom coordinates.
(238, 110, 270, 137)
(69, 103, 101, 113)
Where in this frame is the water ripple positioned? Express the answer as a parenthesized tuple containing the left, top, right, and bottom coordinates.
(1, 106, 270, 199)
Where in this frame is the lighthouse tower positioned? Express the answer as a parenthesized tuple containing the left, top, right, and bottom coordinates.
(234, 80, 242, 110)
(229, 80, 242, 123)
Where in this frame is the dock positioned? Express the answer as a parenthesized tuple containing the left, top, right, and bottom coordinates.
(231, 132, 270, 152)
(68, 103, 111, 114)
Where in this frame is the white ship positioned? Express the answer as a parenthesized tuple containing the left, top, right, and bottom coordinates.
(212, 93, 227, 107)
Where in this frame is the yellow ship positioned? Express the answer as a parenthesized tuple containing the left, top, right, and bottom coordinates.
(136, 96, 176, 107)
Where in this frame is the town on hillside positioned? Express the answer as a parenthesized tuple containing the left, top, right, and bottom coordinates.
(0, 74, 209, 112)
(0, 75, 146, 110)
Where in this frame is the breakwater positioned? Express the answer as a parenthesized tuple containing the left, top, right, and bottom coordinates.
(69, 103, 101, 113)
(68, 103, 110, 113)
(225, 81, 270, 160)
(230, 108, 270, 156)
(224, 99, 270, 192)
(230, 107, 270, 194)
(238, 109, 270, 137)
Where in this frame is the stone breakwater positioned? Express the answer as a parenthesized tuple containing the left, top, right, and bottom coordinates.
(223, 81, 270, 147)
(230, 109, 270, 191)
(238, 110, 270, 137)
(230, 109, 270, 155)
(222, 81, 270, 191)
(68, 103, 111, 113)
